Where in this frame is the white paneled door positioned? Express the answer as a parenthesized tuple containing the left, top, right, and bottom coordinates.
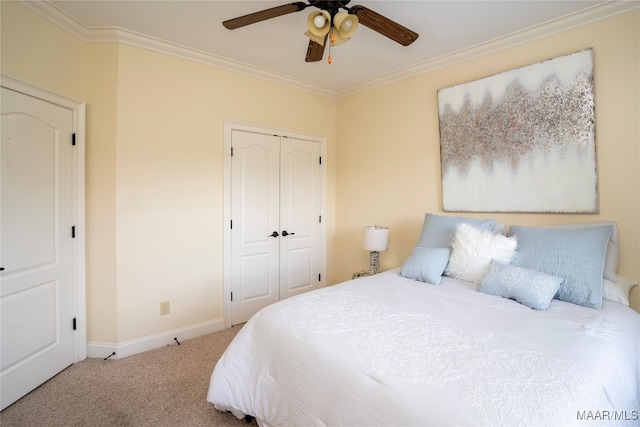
(1, 87, 75, 410)
(230, 130, 322, 325)
(278, 138, 322, 300)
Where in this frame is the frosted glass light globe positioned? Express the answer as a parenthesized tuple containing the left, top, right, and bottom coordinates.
(313, 15, 326, 28)
(341, 19, 353, 31)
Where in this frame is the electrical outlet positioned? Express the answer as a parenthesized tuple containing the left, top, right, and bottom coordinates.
(160, 301, 170, 316)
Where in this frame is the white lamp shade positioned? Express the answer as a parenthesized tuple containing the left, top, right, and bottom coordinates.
(362, 226, 389, 251)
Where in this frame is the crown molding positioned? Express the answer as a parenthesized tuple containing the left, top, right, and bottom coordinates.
(336, 0, 640, 97)
(22, 0, 89, 40)
(88, 26, 337, 98)
(22, 0, 639, 99)
(21, 0, 336, 98)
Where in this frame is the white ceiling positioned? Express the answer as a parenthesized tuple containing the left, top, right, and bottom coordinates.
(35, 0, 634, 97)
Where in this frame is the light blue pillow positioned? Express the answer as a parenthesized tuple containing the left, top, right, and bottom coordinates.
(417, 213, 496, 248)
(508, 225, 613, 309)
(478, 262, 563, 310)
(400, 247, 451, 285)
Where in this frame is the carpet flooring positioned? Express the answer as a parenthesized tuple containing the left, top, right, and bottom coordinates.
(1, 325, 257, 427)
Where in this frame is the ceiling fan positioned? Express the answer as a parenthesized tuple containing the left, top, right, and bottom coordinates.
(222, 1, 419, 63)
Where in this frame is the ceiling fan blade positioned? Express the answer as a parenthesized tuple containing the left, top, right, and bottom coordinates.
(349, 5, 418, 46)
(223, 2, 308, 30)
(305, 35, 327, 62)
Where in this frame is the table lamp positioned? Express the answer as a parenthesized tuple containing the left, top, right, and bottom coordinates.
(363, 225, 389, 275)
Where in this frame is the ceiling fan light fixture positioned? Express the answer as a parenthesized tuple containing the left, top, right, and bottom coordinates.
(304, 30, 327, 46)
(306, 10, 331, 37)
(330, 37, 350, 47)
(333, 12, 358, 38)
(313, 14, 326, 28)
(224, 2, 419, 63)
(330, 30, 350, 47)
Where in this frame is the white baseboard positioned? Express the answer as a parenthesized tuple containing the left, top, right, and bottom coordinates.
(86, 318, 225, 360)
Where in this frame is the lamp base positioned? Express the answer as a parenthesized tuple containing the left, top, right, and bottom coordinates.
(369, 251, 380, 275)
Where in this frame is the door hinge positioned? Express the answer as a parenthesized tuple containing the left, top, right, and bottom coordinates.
(230, 220, 233, 229)
(230, 146, 233, 157)
(73, 317, 77, 330)
(319, 156, 322, 165)
(72, 226, 76, 238)
(230, 292, 233, 302)
(319, 215, 322, 223)
(72, 133, 76, 146)
(318, 274, 321, 282)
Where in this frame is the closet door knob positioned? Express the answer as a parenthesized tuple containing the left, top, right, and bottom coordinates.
(282, 231, 295, 237)
(268, 231, 279, 238)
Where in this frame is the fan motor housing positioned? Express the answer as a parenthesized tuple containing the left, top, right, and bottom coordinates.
(308, 0, 351, 15)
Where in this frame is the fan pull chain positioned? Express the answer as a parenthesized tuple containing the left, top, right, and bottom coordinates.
(328, 30, 334, 64)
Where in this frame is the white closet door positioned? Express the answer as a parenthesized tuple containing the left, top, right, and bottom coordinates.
(1, 87, 75, 410)
(230, 130, 280, 326)
(279, 138, 321, 300)
(229, 131, 322, 325)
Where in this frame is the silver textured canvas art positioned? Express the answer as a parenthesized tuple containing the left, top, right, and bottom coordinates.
(438, 49, 597, 213)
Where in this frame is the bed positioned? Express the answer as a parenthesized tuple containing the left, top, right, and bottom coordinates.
(207, 214, 640, 426)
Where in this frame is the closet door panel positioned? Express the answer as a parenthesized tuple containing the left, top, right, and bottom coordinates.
(230, 131, 280, 325)
(279, 139, 321, 299)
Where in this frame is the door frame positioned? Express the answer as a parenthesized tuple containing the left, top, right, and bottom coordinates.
(1, 73, 87, 361)
(223, 119, 327, 328)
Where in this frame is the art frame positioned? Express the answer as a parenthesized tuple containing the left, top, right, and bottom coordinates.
(437, 48, 597, 213)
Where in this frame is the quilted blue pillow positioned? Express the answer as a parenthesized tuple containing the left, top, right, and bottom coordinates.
(400, 247, 451, 285)
(478, 262, 563, 310)
(416, 213, 496, 248)
(508, 225, 613, 309)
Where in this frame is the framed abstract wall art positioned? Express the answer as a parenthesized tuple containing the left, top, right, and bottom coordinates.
(437, 48, 597, 213)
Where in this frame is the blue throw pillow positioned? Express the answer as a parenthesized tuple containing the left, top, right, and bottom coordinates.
(508, 225, 613, 309)
(417, 213, 496, 248)
(400, 247, 451, 285)
(478, 262, 563, 310)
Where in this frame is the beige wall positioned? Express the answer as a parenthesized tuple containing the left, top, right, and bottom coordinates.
(1, 2, 337, 344)
(111, 45, 336, 342)
(0, 1, 87, 101)
(336, 10, 640, 311)
(85, 43, 120, 342)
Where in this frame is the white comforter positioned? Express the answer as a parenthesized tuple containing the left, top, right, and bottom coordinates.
(207, 270, 640, 426)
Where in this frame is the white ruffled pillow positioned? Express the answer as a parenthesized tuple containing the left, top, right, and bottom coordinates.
(445, 223, 518, 285)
